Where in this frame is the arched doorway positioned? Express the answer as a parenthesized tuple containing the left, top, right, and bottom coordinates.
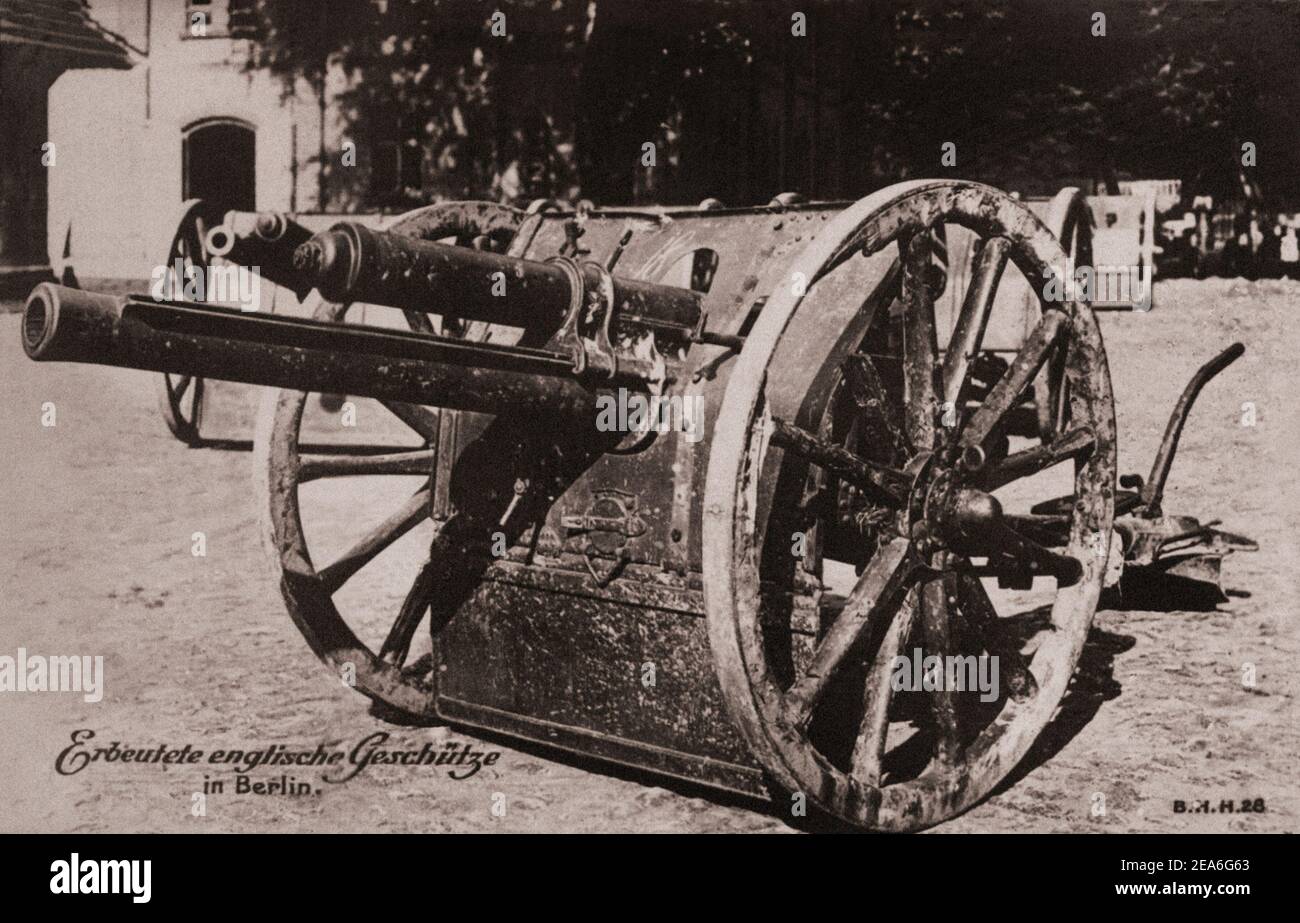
(182, 118, 255, 227)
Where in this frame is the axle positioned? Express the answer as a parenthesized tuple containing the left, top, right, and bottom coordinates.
(22, 283, 610, 419)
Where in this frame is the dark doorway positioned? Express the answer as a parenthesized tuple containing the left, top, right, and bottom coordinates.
(182, 119, 255, 228)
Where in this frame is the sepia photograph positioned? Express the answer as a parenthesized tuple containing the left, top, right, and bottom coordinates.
(0, 0, 1296, 894)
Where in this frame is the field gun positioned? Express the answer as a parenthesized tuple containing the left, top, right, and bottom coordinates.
(19, 181, 1252, 830)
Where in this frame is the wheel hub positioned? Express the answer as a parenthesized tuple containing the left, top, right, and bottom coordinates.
(900, 455, 1004, 560)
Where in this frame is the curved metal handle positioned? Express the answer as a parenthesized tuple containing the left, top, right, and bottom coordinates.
(1141, 342, 1245, 514)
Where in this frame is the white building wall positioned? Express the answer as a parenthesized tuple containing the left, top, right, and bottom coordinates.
(48, 0, 327, 279)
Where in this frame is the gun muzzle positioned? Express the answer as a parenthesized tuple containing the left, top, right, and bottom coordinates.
(22, 283, 606, 419)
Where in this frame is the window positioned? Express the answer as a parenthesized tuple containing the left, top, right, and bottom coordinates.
(183, 119, 256, 228)
(183, 0, 258, 39)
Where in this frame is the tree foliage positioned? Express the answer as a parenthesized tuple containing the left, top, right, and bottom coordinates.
(251, 0, 1300, 208)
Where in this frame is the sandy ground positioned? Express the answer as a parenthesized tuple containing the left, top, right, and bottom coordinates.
(1, 277, 1297, 833)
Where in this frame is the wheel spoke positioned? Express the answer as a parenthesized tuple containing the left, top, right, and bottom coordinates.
(954, 571, 1037, 702)
(958, 310, 1068, 466)
(900, 240, 936, 422)
(769, 417, 910, 506)
(378, 560, 435, 667)
(166, 373, 201, 423)
(901, 234, 939, 449)
(183, 217, 208, 269)
(851, 586, 920, 785)
(920, 565, 960, 767)
(843, 352, 910, 463)
(1032, 350, 1069, 443)
(941, 237, 1009, 409)
(318, 487, 431, 593)
(785, 537, 915, 727)
(189, 377, 204, 422)
(382, 402, 441, 442)
(979, 427, 1095, 491)
(927, 223, 949, 266)
(298, 449, 436, 482)
(180, 218, 209, 294)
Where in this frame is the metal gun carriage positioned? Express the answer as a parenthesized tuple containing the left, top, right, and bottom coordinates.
(21, 179, 1251, 830)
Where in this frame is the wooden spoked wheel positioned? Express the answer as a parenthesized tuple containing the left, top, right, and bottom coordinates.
(1031, 188, 1093, 443)
(254, 201, 525, 720)
(1043, 187, 1093, 272)
(155, 198, 212, 445)
(939, 188, 1094, 447)
(703, 180, 1116, 831)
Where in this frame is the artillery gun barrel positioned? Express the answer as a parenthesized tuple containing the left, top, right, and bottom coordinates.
(22, 283, 605, 418)
(206, 211, 316, 297)
(293, 222, 704, 337)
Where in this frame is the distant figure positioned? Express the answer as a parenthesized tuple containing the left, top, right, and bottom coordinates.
(1235, 232, 1256, 279)
(1244, 218, 1263, 280)
(1231, 216, 1249, 278)
(1282, 227, 1300, 279)
(1259, 225, 1282, 278)
(1222, 233, 1242, 279)
(1185, 228, 1201, 278)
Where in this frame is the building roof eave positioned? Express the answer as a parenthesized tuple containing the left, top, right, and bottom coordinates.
(0, 0, 135, 69)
